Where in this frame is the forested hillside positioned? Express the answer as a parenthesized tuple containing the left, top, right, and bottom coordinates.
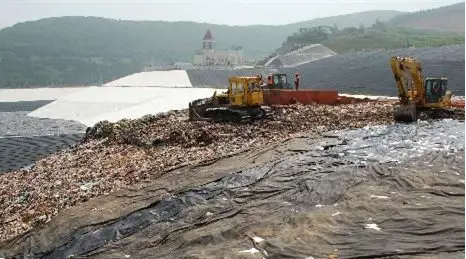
(0, 11, 404, 87)
(389, 2, 465, 34)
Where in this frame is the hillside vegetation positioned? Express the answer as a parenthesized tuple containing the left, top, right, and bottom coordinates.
(389, 2, 465, 34)
(0, 4, 463, 88)
(0, 11, 403, 87)
(277, 20, 464, 55)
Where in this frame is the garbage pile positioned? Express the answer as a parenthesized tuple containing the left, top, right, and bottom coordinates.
(84, 103, 393, 148)
(0, 102, 460, 242)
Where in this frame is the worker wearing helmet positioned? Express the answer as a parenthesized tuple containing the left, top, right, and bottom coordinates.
(267, 73, 273, 86)
(294, 72, 300, 91)
(257, 73, 264, 85)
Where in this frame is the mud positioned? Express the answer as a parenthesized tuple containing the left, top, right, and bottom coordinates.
(1, 119, 464, 259)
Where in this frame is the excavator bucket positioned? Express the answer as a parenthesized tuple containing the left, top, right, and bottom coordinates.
(394, 104, 417, 123)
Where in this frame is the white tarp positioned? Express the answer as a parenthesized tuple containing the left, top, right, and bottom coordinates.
(339, 93, 398, 100)
(103, 70, 193, 88)
(28, 86, 222, 127)
(81, 88, 222, 126)
(0, 88, 84, 102)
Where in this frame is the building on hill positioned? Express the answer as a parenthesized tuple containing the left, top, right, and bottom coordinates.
(193, 30, 246, 66)
(299, 25, 333, 35)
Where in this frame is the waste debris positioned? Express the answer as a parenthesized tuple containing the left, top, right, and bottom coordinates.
(0, 102, 463, 242)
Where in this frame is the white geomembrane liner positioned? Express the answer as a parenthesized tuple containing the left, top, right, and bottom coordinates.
(103, 70, 193, 88)
(0, 87, 84, 102)
(81, 88, 222, 126)
(28, 86, 222, 127)
(338, 93, 398, 100)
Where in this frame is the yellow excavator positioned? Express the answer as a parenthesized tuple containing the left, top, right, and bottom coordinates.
(188, 76, 268, 122)
(389, 56, 453, 122)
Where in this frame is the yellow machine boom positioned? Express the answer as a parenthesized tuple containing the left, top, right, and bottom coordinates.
(389, 56, 452, 122)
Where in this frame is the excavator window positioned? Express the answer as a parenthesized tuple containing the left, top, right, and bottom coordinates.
(231, 81, 242, 94)
(273, 75, 280, 85)
(236, 81, 245, 93)
(425, 79, 447, 103)
(249, 81, 262, 92)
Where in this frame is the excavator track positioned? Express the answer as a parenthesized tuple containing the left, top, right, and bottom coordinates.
(205, 108, 243, 122)
(394, 104, 461, 123)
(189, 98, 267, 123)
(204, 107, 267, 123)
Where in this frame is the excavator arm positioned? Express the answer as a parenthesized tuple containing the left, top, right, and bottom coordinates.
(389, 56, 452, 123)
(389, 56, 425, 106)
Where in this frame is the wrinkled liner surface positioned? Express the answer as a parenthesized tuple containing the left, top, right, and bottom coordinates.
(2, 119, 464, 259)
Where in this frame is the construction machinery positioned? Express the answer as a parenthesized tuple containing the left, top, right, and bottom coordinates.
(265, 73, 293, 89)
(389, 56, 453, 122)
(188, 76, 268, 122)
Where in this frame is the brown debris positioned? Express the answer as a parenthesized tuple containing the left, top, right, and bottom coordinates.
(0, 102, 460, 242)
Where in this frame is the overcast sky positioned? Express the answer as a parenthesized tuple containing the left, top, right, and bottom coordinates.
(0, 0, 463, 28)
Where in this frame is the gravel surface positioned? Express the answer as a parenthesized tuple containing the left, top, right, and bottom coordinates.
(0, 101, 53, 112)
(0, 112, 86, 137)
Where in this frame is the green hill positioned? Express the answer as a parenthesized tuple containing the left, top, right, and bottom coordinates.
(269, 3, 464, 59)
(276, 21, 464, 56)
(292, 10, 404, 29)
(0, 11, 403, 87)
(389, 2, 465, 34)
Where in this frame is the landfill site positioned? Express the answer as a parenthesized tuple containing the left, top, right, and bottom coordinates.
(0, 43, 465, 259)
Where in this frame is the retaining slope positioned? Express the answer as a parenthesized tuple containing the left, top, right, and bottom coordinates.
(28, 86, 221, 127)
(186, 45, 464, 96)
(80, 88, 222, 126)
(186, 68, 275, 88)
(270, 44, 337, 68)
(103, 70, 193, 88)
(286, 44, 465, 96)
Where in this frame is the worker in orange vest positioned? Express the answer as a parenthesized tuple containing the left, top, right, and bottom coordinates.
(294, 72, 300, 91)
(267, 73, 273, 86)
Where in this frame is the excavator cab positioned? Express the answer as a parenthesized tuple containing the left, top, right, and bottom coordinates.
(424, 78, 448, 104)
(266, 73, 293, 89)
(228, 76, 264, 107)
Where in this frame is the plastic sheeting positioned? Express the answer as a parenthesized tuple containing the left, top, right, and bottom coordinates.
(0, 133, 84, 173)
(103, 70, 193, 88)
(1, 120, 464, 258)
(28, 87, 221, 127)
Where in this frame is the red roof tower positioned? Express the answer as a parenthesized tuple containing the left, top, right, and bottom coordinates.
(203, 30, 213, 41)
(202, 29, 213, 50)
